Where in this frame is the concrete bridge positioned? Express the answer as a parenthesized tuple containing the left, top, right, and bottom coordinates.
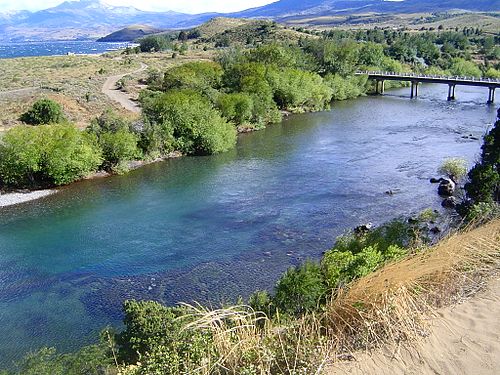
(356, 71, 500, 103)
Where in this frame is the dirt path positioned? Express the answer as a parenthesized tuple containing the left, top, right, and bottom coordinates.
(101, 62, 148, 113)
(328, 276, 500, 375)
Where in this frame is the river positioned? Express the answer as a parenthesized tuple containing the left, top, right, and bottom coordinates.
(0, 84, 496, 365)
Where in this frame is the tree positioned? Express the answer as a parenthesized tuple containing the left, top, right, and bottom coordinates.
(449, 58, 482, 77)
(20, 98, 65, 125)
(139, 35, 171, 52)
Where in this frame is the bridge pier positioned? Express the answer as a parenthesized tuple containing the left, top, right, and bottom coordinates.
(375, 80, 385, 95)
(488, 87, 495, 104)
(410, 81, 419, 98)
(447, 84, 456, 101)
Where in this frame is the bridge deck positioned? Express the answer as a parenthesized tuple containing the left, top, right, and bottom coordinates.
(356, 71, 500, 88)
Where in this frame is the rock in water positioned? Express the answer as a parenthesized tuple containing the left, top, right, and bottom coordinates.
(438, 179, 455, 196)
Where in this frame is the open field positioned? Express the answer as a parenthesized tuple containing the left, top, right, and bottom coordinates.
(0, 49, 214, 130)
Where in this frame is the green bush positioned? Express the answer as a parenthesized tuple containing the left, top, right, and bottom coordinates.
(118, 300, 212, 373)
(449, 58, 482, 77)
(142, 90, 236, 155)
(438, 157, 468, 182)
(216, 92, 254, 125)
(0, 124, 102, 187)
(162, 61, 223, 100)
(273, 261, 327, 315)
(20, 99, 65, 125)
(267, 68, 333, 112)
(99, 129, 140, 171)
(324, 74, 368, 101)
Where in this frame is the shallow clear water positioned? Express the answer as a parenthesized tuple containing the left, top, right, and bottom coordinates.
(0, 40, 135, 59)
(0, 84, 496, 365)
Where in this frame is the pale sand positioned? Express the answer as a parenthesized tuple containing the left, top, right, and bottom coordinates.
(328, 276, 500, 375)
(0, 189, 56, 207)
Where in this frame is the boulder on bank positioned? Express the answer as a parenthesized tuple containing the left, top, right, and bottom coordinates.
(354, 223, 373, 235)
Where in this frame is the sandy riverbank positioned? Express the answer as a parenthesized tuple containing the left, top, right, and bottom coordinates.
(328, 275, 500, 375)
(0, 189, 56, 207)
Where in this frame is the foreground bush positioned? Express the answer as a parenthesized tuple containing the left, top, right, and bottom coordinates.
(0, 124, 102, 187)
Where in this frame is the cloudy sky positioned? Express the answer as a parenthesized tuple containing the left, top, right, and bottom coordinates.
(0, 0, 277, 14)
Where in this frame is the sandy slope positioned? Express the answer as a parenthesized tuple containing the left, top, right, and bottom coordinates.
(328, 276, 500, 375)
(101, 62, 148, 113)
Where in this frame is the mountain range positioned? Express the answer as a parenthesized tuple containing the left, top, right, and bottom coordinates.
(0, 0, 499, 42)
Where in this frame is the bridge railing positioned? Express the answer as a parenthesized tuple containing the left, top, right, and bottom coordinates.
(356, 71, 500, 84)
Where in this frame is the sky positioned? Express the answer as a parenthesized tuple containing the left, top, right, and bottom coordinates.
(0, 0, 277, 14)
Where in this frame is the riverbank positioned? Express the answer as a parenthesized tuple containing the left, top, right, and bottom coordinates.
(329, 272, 500, 375)
(0, 189, 56, 207)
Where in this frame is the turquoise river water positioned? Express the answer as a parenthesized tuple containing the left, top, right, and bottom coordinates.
(0, 84, 497, 365)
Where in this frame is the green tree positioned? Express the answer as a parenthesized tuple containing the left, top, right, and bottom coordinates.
(20, 99, 65, 125)
(449, 58, 482, 77)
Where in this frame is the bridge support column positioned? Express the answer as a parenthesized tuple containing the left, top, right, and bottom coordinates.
(488, 87, 495, 104)
(447, 84, 456, 101)
(381, 80, 385, 94)
(410, 81, 418, 98)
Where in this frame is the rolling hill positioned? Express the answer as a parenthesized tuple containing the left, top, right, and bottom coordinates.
(0, 0, 499, 42)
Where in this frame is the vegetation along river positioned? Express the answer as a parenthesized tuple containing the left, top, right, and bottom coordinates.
(0, 84, 496, 365)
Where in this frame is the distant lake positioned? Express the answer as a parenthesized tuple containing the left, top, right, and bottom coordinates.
(0, 40, 136, 59)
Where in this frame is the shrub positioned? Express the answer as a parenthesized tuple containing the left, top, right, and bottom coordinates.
(118, 300, 212, 373)
(267, 68, 333, 112)
(438, 157, 468, 183)
(99, 129, 140, 171)
(20, 99, 65, 125)
(162, 61, 223, 97)
(273, 261, 327, 315)
(324, 74, 368, 101)
(0, 124, 101, 187)
(142, 90, 236, 155)
(216, 92, 254, 125)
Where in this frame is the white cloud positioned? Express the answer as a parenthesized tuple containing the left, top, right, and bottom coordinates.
(0, 0, 277, 13)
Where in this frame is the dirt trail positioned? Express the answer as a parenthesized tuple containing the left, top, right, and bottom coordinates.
(328, 276, 500, 375)
(0, 87, 37, 99)
(101, 62, 148, 113)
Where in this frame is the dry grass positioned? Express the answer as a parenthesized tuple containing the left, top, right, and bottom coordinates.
(170, 219, 500, 374)
(0, 49, 214, 130)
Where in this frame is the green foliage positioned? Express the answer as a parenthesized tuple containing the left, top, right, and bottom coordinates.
(358, 42, 385, 67)
(465, 202, 500, 222)
(99, 130, 140, 172)
(438, 157, 468, 182)
(484, 68, 500, 79)
(266, 68, 332, 112)
(449, 58, 482, 77)
(248, 290, 273, 316)
(118, 300, 212, 374)
(0, 124, 102, 187)
(139, 35, 171, 52)
(274, 261, 327, 315)
(87, 111, 140, 171)
(163, 61, 223, 98)
(216, 92, 254, 125)
(10, 343, 114, 375)
(142, 90, 236, 155)
(324, 74, 368, 101)
(462, 116, 499, 216)
(20, 99, 65, 125)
